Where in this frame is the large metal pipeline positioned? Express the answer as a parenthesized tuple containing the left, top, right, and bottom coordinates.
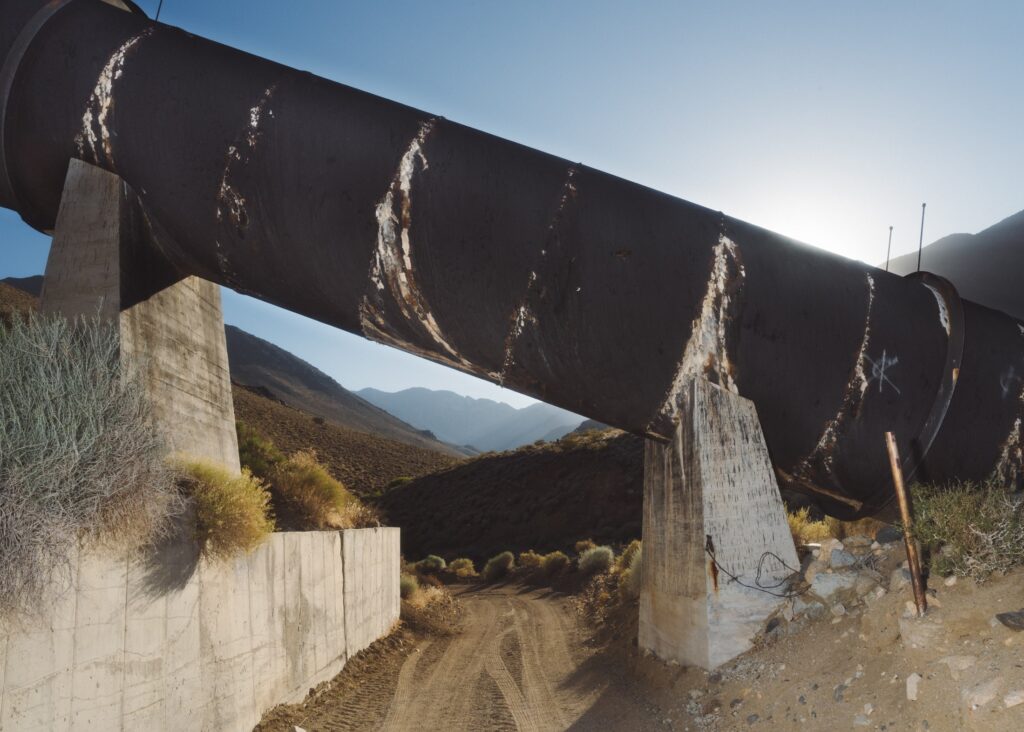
(2, 0, 1022, 517)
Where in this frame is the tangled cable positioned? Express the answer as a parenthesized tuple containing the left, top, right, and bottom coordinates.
(704, 534, 808, 599)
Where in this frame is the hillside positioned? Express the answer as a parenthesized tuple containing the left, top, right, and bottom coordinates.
(358, 386, 584, 452)
(232, 384, 458, 495)
(888, 209, 1024, 319)
(0, 281, 35, 323)
(226, 326, 468, 457)
(378, 429, 643, 560)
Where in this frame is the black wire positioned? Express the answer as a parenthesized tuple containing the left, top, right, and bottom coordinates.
(155, 0, 164, 22)
(705, 544, 809, 599)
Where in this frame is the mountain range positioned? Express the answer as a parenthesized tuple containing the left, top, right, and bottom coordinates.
(887, 209, 1024, 319)
(358, 387, 585, 453)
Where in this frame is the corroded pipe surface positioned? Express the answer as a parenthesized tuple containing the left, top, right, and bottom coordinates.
(2, 0, 1022, 517)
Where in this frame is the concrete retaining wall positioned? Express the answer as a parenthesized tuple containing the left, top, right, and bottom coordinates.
(0, 527, 400, 731)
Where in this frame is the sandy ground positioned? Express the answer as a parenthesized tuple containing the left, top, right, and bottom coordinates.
(258, 568, 1024, 732)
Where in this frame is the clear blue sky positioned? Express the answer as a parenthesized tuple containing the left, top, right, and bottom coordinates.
(2, 0, 1021, 407)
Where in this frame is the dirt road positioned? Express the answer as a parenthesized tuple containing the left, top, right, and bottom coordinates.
(259, 584, 665, 731)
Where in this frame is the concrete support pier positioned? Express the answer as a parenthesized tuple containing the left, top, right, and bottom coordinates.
(40, 159, 240, 471)
(639, 379, 799, 669)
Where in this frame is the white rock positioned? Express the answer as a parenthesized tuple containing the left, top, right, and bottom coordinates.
(871, 541, 882, 551)
(853, 714, 871, 727)
(864, 703, 874, 715)
(943, 575, 958, 587)
(962, 678, 1002, 710)
(1005, 689, 1024, 708)
(938, 655, 977, 681)
(294, 727, 308, 732)
(832, 603, 847, 617)
(907, 672, 922, 701)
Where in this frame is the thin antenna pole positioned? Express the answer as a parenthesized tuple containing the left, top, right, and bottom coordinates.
(916, 203, 927, 273)
(155, 0, 164, 21)
(885, 225, 893, 272)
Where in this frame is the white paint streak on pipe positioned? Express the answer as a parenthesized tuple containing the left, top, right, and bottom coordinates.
(361, 120, 499, 379)
(76, 29, 155, 165)
(650, 234, 746, 430)
(796, 273, 876, 476)
(923, 282, 951, 336)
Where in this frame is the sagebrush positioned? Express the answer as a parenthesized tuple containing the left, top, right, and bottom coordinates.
(400, 573, 419, 599)
(912, 481, 1024, 581)
(483, 551, 514, 581)
(416, 555, 446, 573)
(0, 314, 181, 617)
(518, 550, 543, 570)
(178, 459, 274, 559)
(579, 545, 614, 575)
(449, 557, 477, 578)
(236, 421, 285, 479)
(541, 550, 569, 577)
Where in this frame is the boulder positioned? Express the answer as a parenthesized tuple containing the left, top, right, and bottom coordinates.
(875, 525, 903, 544)
(830, 549, 858, 569)
(890, 567, 912, 592)
(811, 571, 859, 602)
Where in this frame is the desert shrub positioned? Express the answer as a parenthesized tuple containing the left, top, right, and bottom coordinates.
(400, 573, 419, 599)
(541, 550, 569, 577)
(387, 476, 414, 489)
(482, 551, 515, 581)
(0, 313, 181, 617)
(270, 450, 374, 529)
(912, 481, 1024, 581)
(579, 545, 614, 575)
(518, 550, 543, 570)
(236, 421, 284, 479)
(616, 539, 641, 573)
(620, 549, 643, 600)
(177, 459, 273, 559)
(416, 554, 447, 574)
(401, 584, 463, 636)
(787, 508, 838, 544)
(574, 538, 597, 554)
(449, 557, 477, 578)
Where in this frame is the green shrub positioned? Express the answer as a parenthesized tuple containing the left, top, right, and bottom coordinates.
(541, 550, 569, 577)
(616, 539, 641, 572)
(579, 545, 614, 575)
(417, 555, 447, 573)
(574, 538, 597, 554)
(400, 573, 419, 599)
(178, 459, 274, 559)
(0, 313, 181, 617)
(236, 421, 285, 479)
(388, 476, 414, 489)
(518, 550, 543, 570)
(482, 551, 515, 581)
(912, 481, 1024, 581)
(449, 557, 477, 578)
(620, 549, 643, 600)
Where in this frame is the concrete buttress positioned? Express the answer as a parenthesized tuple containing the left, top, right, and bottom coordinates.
(40, 159, 240, 471)
(639, 378, 799, 669)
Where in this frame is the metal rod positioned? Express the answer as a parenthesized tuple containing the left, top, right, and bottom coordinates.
(884, 431, 928, 617)
(885, 225, 893, 272)
(916, 203, 927, 273)
(155, 0, 164, 22)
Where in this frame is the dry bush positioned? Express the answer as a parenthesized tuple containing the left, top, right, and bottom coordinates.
(579, 545, 614, 575)
(270, 450, 377, 529)
(236, 421, 284, 479)
(416, 555, 446, 574)
(0, 313, 182, 618)
(449, 557, 477, 578)
(788, 508, 838, 544)
(401, 584, 463, 636)
(482, 551, 515, 581)
(620, 549, 643, 600)
(541, 550, 569, 577)
(400, 573, 418, 599)
(574, 538, 597, 554)
(615, 539, 641, 573)
(912, 481, 1024, 581)
(177, 459, 274, 559)
(518, 550, 543, 570)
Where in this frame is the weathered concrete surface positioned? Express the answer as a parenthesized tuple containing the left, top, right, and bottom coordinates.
(0, 529, 398, 731)
(639, 379, 799, 669)
(40, 159, 239, 471)
(342, 528, 401, 655)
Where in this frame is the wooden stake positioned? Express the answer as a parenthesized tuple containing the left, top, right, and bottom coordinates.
(885, 432, 927, 617)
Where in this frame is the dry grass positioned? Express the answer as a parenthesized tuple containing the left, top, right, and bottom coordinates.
(177, 459, 274, 560)
(401, 584, 463, 636)
(400, 573, 418, 599)
(270, 449, 379, 530)
(0, 313, 182, 619)
(787, 508, 889, 546)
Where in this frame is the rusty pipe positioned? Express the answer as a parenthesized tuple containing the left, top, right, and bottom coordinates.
(2, 0, 1024, 517)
